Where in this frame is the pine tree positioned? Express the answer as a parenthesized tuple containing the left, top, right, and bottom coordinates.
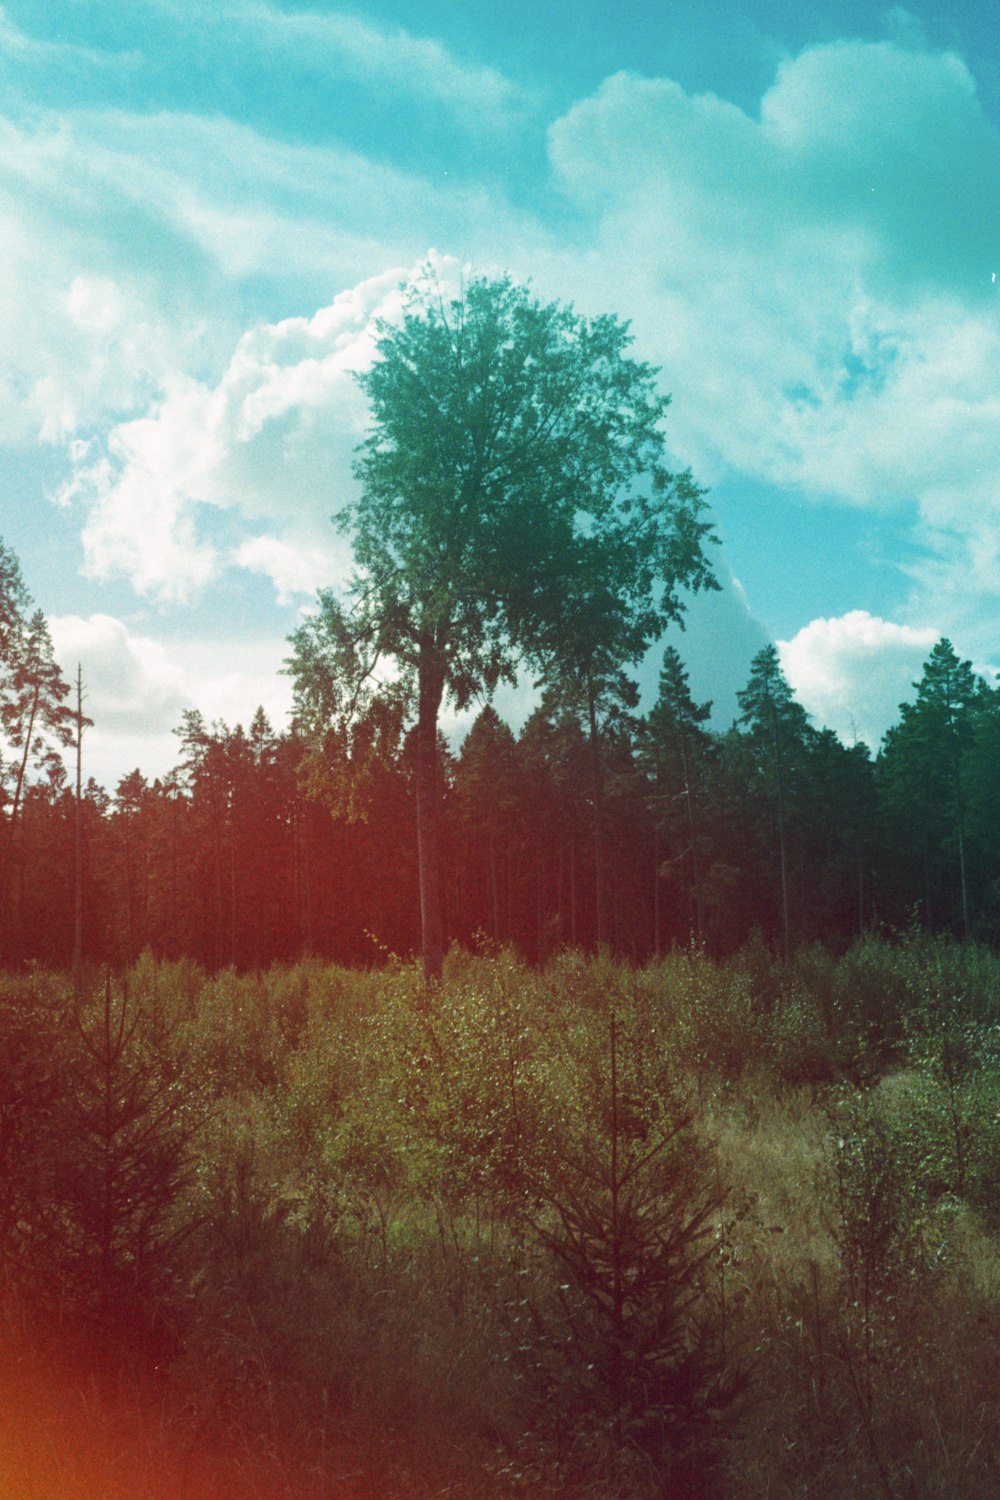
(737, 646, 813, 959)
(0, 609, 75, 952)
(880, 640, 984, 935)
(640, 646, 713, 949)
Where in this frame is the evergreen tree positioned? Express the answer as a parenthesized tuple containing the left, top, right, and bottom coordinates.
(114, 770, 151, 964)
(518, 700, 593, 953)
(453, 706, 521, 947)
(799, 729, 876, 941)
(639, 646, 713, 948)
(963, 677, 1000, 938)
(880, 639, 984, 936)
(737, 646, 813, 959)
(0, 609, 75, 953)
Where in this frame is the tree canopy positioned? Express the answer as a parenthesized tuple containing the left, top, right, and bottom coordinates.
(289, 268, 718, 979)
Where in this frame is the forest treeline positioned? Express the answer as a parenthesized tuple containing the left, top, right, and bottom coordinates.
(1, 524, 997, 971)
(2, 276, 998, 973)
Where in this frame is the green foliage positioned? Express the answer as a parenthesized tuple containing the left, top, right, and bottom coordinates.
(289, 267, 717, 980)
(823, 1087, 928, 1301)
(0, 980, 64, 1276)
(512, 1014, 740, 1492)
(7, 940, 1000, 1499)
(0, 973, 203, 1356)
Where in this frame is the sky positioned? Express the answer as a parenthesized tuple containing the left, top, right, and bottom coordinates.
(2, 0, 999, 788)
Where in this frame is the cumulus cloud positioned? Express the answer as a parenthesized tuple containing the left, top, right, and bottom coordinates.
(59, 260, 461, 602)
(11, 26, 1000, 773)
(48, 612, 295, 788)
(778, 611, 941, 749)
(168, 635, 294, 741)
(0, 96, 549, 460)
(48, 612, 188, 788)
(546, 41, 1000, 638)
(0, 114, 234, 446)
(49, 613, 188, 736)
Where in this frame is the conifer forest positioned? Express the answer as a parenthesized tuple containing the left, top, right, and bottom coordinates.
(2, 275, 1000, 1499)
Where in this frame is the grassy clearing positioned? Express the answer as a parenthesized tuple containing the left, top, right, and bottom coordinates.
(2, 934, 1000, 1497)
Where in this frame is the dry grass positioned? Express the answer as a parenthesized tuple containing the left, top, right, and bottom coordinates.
(701, 1079, 1000, 1499)
(5, 946, 1000, 1499)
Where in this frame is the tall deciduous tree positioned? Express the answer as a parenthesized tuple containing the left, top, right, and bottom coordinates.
(289, 269, 716, 981)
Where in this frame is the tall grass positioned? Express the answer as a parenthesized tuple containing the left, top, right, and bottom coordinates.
(1, 933, 999, 1496)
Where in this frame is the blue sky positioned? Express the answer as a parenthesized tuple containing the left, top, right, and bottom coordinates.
(2, 0, 999, 786)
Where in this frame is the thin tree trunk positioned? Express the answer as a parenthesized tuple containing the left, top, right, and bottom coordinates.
(678, 729, 704, 946)
(229, 817, 238, 968)
(536, 834, 544, 960)
(0, 683, 40, 951)
(416, 639, 445, 984)
(569, 837, 577, 947)
(73, 664, 84, 994)
(608, 1013, 624, 1443)
(953, 758, 970, 939)
(489, 830, 499, 943)
(170, 784, 179, 959)
(123, 814, 134, 962)
(653, 823, 661, 955)
(770, 698, 790, 962)
(587, 677, 606, 949)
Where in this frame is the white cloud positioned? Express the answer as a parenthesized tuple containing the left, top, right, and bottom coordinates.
(59, 382, 223, 601)
(234, 535, 334, 606)
(778, 611, 941, 748)
(545, 42, 1000, 633)
(215, 0, 525, 126)
(0, 114, 233, 446)
(69, 107, 521, 281)
(169, 635, 294, 740)
(0, 6, 138, 71)
(8, 27, 1000, 771)
(49, 612, 188, 737)
(48, 612, 295, 788)
(49, 612, 189, 788)
(60, 260, 462, 602)
(2, 0, 524, 130)
(0, 99, 549, 459)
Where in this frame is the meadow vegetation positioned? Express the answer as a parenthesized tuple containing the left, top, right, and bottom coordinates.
(2, 932, 1000, 1497)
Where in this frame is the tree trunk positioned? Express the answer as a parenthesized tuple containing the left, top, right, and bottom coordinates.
(653, 823, 661, 955)
(416, 639, 445, 984)
(0, 683, 40, 952)
(73, 665, 84, 994)
(952, 752, 970, 939)
(770, 698, 790, 962)
(587, 677, 607, 950)
(678, 728, 705, 946)
(489, 830, 499, 943)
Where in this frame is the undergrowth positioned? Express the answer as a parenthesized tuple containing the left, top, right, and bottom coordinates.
(1, 931, 999, 1497)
